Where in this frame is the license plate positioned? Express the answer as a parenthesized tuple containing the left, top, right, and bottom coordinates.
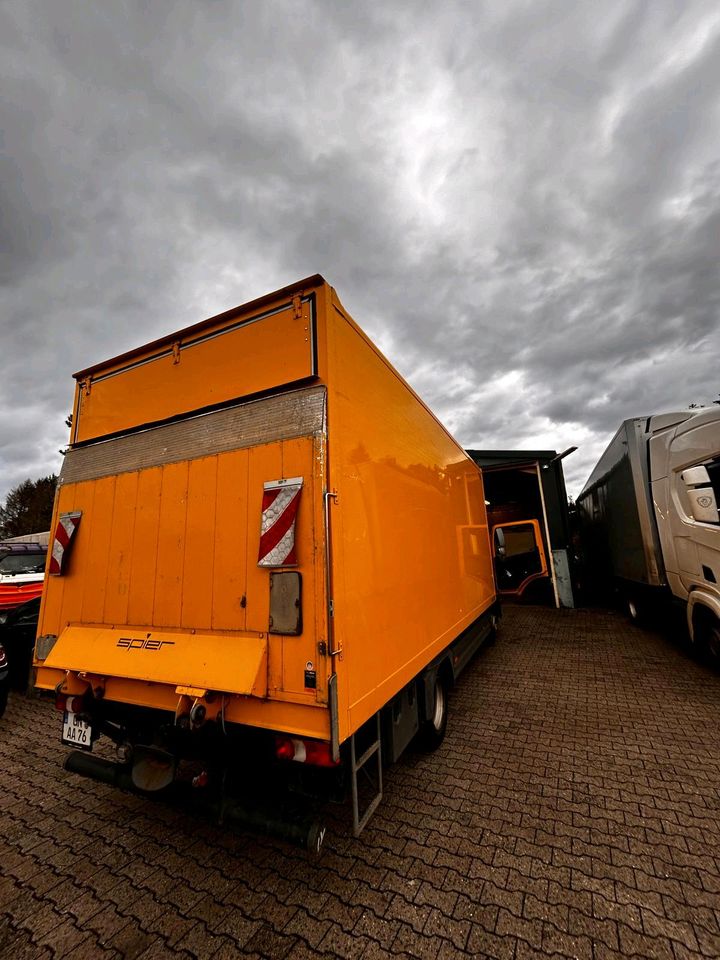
(62, 711, 92, 750)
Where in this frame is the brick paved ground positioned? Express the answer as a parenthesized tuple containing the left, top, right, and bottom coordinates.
(1, 604, 719, 959)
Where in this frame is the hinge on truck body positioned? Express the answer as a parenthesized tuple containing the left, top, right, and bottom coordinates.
(293, 294, 303, 320)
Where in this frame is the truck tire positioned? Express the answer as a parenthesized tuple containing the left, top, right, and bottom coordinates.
(625, 596, 648, 625)
(701, 615, 720, 668)
(417, 675, 449, 751)
(0, 685, 8, 719)
(307, 823, 326, 856)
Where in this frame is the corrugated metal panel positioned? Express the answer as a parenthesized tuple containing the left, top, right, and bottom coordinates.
(60, 386, 326, 486)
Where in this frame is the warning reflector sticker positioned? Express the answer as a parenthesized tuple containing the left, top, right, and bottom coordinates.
(49, 511, 82, 576)
(258, 477, 303, 567)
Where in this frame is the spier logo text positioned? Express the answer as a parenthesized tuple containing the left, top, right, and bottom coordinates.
(116, 638, 176, 651)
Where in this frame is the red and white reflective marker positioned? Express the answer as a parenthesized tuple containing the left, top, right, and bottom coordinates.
(49, 511, 82, 575)
(258, 478, 303, 567)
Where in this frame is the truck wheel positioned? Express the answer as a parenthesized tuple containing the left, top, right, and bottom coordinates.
(0, 685, 8, 719)
(626, 597, 646, 625)
(702, 617, 720, 668)
(418, 676, 448, 752)
(307, 823, 326, 856)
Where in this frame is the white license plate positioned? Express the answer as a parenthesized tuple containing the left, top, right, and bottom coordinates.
(62, 711, 92, 750)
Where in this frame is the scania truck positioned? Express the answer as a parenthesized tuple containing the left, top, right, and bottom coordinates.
(34, 275, 498, 848)
(577, 409, 720, 662)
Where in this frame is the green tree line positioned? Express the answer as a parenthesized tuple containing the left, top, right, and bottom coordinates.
(0, 476, 57, 539)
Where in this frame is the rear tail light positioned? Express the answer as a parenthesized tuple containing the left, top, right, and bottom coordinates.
(275, 736, 339, 767)
(54, 694, 86, 713)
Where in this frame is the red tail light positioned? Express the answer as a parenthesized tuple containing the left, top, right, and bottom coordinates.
(275, 737, 296, 761)
(275, 736, 339, 767)
(55, 694, 85, 713)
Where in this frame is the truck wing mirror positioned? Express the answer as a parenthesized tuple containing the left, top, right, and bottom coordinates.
(681, 465, 711, 486)
(680, 463, 720, 524)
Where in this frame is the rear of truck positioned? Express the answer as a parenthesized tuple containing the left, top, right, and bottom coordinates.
(35, 280, 335, 846)
(35, 275, 498, 842)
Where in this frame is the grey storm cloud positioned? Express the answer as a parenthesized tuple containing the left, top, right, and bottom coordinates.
(1, 0, 719, 505)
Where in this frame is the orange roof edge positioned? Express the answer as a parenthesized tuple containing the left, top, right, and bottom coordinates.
(73, 274, 327, 380)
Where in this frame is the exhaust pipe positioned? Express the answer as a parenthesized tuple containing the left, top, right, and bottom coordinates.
(222, 797, 326, 854)
(63, 751, 326, 853)
(65, 751, 135, 790)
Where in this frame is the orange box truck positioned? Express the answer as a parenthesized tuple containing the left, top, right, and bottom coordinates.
(35, 276, 498, 849)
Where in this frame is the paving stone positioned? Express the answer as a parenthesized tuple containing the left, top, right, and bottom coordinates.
(391, 922, 444, 959)
(1, 606, 720, 959)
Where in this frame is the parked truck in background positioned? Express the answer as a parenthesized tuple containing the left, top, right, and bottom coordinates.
(34, 275, 499, 848)
(577, 409, 720, 663)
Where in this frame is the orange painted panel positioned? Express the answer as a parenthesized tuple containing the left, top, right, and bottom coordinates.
(180, 457, 218, 629)
(102, 472, 139, 625)
(79, 476, 117, 625)
(127, 468, 163, 627)
(44, 625, 267, 696)
(74, 302, 315, 442)
(212, 449, 249, 631)
(154, 461, 189, 628)
(326, 300, 496, 739)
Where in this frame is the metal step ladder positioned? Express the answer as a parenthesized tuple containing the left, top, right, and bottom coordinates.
(350, 713, 383, 836)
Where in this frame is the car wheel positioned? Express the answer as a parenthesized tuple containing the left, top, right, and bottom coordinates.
(417, 675, 449, 752)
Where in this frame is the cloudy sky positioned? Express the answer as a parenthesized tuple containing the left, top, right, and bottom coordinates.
(2, 0, 719, 504)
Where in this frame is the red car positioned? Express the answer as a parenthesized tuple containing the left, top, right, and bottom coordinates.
(0, 542, 46, 624)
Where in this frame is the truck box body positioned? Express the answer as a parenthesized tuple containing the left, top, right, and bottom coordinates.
(578, 410, 720, 648)
(35, 277, 496, 810)
(578, 417, 670, 591)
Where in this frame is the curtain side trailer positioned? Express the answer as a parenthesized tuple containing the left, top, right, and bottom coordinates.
(577, 410, 720, 660)
(34, 276, 499, 847)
